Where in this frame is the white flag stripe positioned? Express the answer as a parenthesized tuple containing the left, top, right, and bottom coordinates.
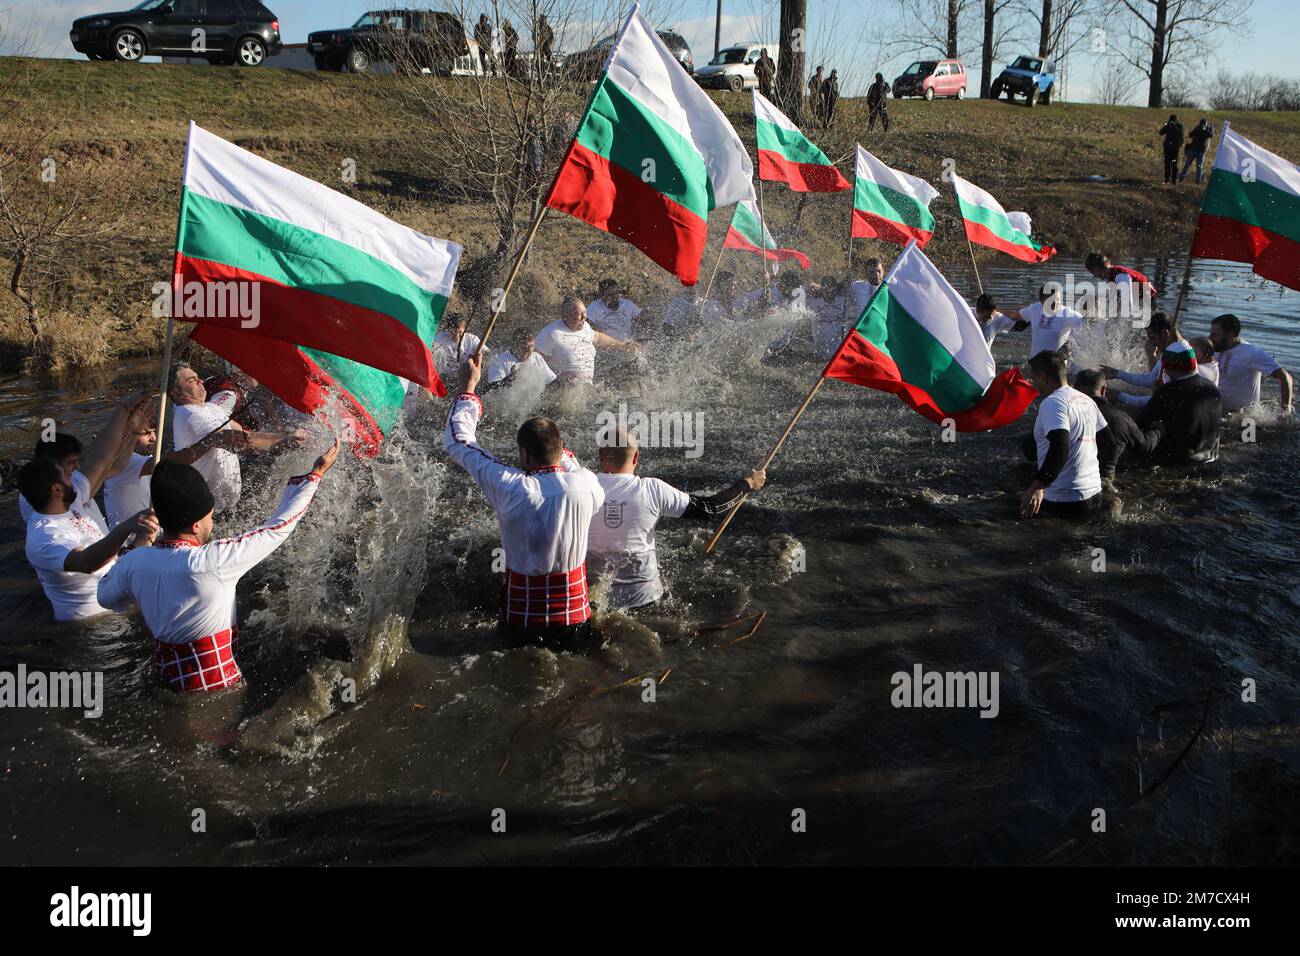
(183, 123, 461, 298)
(605, 5, 754, 207)
(752, 89, 799, 132)
(855, 145, 939, 206)
(1214, 122, 1300, 197)
(885, 242, 996, 389)
(1006, 211, 1033, 236)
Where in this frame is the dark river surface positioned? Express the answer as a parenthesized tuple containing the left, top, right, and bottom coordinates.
(1, 256, 1297, 865)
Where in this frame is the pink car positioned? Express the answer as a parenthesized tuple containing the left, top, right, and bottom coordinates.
(892, 58, 969, 100)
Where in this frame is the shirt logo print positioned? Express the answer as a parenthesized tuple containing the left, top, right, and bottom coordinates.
(603, 501, 625, 528)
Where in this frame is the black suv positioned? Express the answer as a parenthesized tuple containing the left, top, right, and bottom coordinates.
(563, 30, 693, 81)
(70, 0, 282, 66)
(308, 9, 468, 74)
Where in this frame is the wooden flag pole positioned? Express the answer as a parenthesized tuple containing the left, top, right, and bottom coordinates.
(153, 263, 179, 466)
(704, 374, 827, 554)
(699, 238, 728, 305)
(950, 176, 983, 294)
(758, 177, 771, 298)
(473, 203, 549, 359)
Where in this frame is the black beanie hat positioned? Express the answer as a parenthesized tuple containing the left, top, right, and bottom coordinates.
(150, 460, 215, 531)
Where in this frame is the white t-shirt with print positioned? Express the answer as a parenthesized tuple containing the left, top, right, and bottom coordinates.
(24, 470, 114, 622)
(586, 473, 691, 610)
(173, 391, 240, 515)
(1020, 302, 1086, 356)
(586, 297, 642, 342)
(487, 349, 557, 386)
(535, 319, 598, 382)
(1033, 385, 1108, 502)
(1216, 341, 1281, 412)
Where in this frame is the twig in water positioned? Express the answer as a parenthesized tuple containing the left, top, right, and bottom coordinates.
(1141, 691, 1213, 798)
(727, 611, 768, 646)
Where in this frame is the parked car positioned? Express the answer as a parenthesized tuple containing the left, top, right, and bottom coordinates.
(563, 29, 693, 81)
(694, 41, 778, 92)
(891, 58, 968, 100)
(70, 0, 281, 65)
(990, 55, 1057, 106)
(307, 8, 468, 74)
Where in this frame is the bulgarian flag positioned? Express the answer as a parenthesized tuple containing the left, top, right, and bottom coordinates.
(823, 241, 1038, 431)
(175, 123, 462, 453)
(1190, 123, 1300, 291)
(753, 89, 850, 193)
(952, 173, 1055, 263)
(546, 4, 754, 285)
(852, 145, 939, 248)
(723, 198, 811, 268)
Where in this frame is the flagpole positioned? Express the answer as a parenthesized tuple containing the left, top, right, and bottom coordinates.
(705, 375, 827, 554)
(758, 176, 771, 298)
(153, 255, 180, 465)
(699, 238, 727, 304)
(951, 177, 984, 295)
(473, 203, 549, 359)
(1172, 254, 1194, 323)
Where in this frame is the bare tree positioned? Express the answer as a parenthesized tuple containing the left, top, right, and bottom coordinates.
(1094, 54, 1139, 104)
(1025, 0, 1096, 59)
(979, 0, 1018, 98)
(775, 0, 808, 123)
(886, 0, 980, 62)
(1107, 0, 1252, 108)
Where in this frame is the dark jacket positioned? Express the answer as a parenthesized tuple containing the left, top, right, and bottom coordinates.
(1136, 373, 1222, 464)
(1090, 394, 1161, 478)
(1160, 120, 1184, 152)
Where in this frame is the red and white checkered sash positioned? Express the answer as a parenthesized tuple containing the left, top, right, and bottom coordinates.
(155, 628, 242, 692)
(501, 565, 590, 627)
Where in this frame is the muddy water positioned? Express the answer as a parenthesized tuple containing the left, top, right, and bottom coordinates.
(1, 256, 1297, 865)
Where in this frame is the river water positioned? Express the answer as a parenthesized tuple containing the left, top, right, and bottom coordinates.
(1, 256, 1297, 865)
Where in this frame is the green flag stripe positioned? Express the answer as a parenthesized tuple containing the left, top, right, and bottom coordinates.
(754, 116, 835, 167)
(855, 179, 936, 233)
(302, 346, 405, 433)
(732, 202, 771, 249)
(956, 197, 1044, 251)
(575, 74, 714, 218)
(852, 288, 987, 412)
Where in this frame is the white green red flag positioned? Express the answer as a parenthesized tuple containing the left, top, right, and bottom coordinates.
(176, 123, 461, 453)
(723, 198, 811, 268)
(546, 4, 754, 284)
(752, 89, 850, 193)
(1190, 122, 1300, 291)
(822, 241, 1037, 431)
(852, 145, 939, 248)
(951, 173, 1055, 263)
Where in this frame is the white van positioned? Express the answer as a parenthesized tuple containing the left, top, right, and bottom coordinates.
(694, 41, 779, 92)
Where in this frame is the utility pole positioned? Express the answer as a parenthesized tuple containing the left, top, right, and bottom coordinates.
(715, 0, 723, 58)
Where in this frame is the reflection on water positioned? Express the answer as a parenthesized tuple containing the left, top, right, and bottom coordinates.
(0, 258, 1297, 865)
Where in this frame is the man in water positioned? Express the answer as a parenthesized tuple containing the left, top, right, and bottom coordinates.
(432, 314, 483, 379)
(1190, 336, 1219, 386)
(443, 353, 605, 652)
(169, 362, 304, 516)
(1180, 118, 1215, 184)
(1020, 351, 1114, 519)
(812, 276, 848, 361)
(486, 329, 556, 389)
(1209, 313, 1293, 416)
(976, 293, 1028, 349)
(1158, 114, 1184, 184)
(1083, 251, 1158, 315)
(587, 426, 766, 611)
(1132, 342, 1222, 465)
(1072, 368, 1161, 480)
(586, 278, 642, 343)
(1003, 284, 1088, 364)
(98, 440, 340, 691)
(535, 296, 641, 384)
(867, 72, 890, 131)
(849, 257, 885, 314)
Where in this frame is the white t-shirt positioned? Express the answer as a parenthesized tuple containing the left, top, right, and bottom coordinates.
(982, 311, 1018, 346)
(1020, 302, 1086, 356)
(535, 319, 598, 382)
(487, 349, 557, 386)
(850, 280, 878, 314)
(586, 473, 691, 610)
(1033, 385, 1108, 502)
(586, 297, 642, 342)
(173, 392, 240, 515)
(24, 470, 114, 622)
(1198, 360, 1220, 387)
(103, 453, 152, 528)
(1216, 341, 1281, 412)
(432, 330, 482, 377)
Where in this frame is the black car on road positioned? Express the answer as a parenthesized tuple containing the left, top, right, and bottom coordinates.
(307, 9, 468, 74)
(70, 0, 281, 66)
(563, 29, 693, 81)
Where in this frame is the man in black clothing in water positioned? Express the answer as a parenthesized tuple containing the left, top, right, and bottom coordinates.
(1072, 368, 1161, 482)
(1134, 342, 1223, 465)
